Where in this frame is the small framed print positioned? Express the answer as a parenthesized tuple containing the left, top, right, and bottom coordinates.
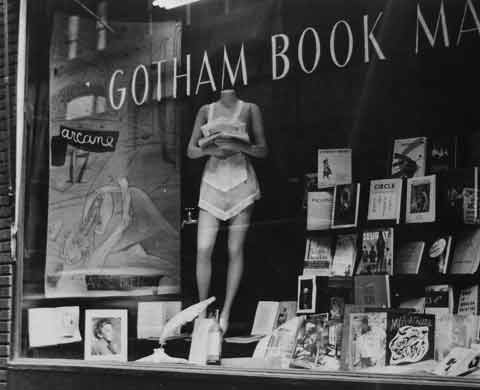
(406, 175, 436, 223)
(297, 275, 317, 314)
(331, 183, 360, 228)
(85, 310, 128, 362)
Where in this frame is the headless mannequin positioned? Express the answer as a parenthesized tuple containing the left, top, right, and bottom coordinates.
(187, 89, 268, 333)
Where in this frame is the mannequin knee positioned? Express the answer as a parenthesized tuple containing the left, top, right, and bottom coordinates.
(227, 241, 243, 260)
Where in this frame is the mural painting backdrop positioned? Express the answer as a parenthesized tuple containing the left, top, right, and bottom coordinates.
(45, 14, 181, 297)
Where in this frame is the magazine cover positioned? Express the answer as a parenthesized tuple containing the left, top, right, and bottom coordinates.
(458, 286, 479, 315)
(317, 149, 352, 188)
(395, 241, 425, 274)
(331, 233, 357, 277)
(386, 313, 435, 365)
(290, 313, 331, 369)
(420, 236, 452, 275)
(331, 184, 360, 228)
(307, 190, 334, 230)
(303, 235, 333, 276)
(367, 178, 403, 223)
(302, 173, 318, 209)
(406, 175, 436, 223)
(435, 314, 477, 361)
(391, 137, 427, 178)
(440, 167, 479, 224)
(349, 312, 387, 370)
(429, 135, 458, 173)
(356, 228, 394, 275)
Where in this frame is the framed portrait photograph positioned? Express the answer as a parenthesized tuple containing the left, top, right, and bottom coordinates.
(297, 275, 317, 314)
(84, 310, 128, 362)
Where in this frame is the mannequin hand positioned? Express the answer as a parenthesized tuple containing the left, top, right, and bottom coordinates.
(202, 144, 236, 159)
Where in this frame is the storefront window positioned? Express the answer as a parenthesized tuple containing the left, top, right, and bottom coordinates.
(14, 0, 480, 382)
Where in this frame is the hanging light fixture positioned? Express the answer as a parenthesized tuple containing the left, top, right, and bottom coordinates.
(152, 0, 202, 9)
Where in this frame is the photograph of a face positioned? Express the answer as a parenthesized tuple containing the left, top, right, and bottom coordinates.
(85, 310, 127, 362)
(297, 276, 317, 314)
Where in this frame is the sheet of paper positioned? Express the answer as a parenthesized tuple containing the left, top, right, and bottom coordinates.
(137, 301, 182, 339)
(28, 306, 81, 348)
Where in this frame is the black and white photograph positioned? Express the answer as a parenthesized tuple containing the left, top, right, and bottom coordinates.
(406, 175, 436, 223)
(7, 0, 480, 388)
(331, 183, 360, 228)
(297, 276, 317, 314)
(84, 310, 127, 362)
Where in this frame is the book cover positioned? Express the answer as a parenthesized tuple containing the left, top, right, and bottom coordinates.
(391, 137, 427, 178)
(297, 275, 317, 314)
(251, 301, 298, 336)
(302, 173, 318, 209)
(257, 316, 305, 369)
(457, 285, 479, 315)
(399, 298, 426, 313)
(356, 228, 394, 275)
(386, 313, 435, 365)
(331, 233, 357, 277)
(433, 347, 480, 376)
(290, 313, 331, 369)
(354, 275, 391, 308)
(434, 314, 477, 362)
(317, 149, 352, 188)
(367, 178, 403, 223)
(439, 167, 479, 224)
(428, 135, 458, 174)
(303, 235, 333, 277)
(331, 183, 360, 228)
(307, 190, 334, 230)
(450, 228, 480, 274)
(420, 236, 452, 275)
(395, 241, 425, 274)
(406, 175, 436, 223)
(425, 284, 453, 317)
(348, 312, 387, 370)
(463, 187, 479, 225)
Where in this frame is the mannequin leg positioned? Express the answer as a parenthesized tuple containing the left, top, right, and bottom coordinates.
(221, 205, 253, 332)
(196, 209, 220, 309)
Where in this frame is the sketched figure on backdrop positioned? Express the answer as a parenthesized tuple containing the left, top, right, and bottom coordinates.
(187, 89, 268, 333)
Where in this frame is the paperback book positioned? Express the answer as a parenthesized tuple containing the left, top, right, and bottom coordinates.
(424, 284, 454, 318)
(405, 175, 436, 223)
(440, 167, 479, 224)
(251, 301, 298, 336)
(428, 135, 458, 174)
(290, 313, 334, 369)
(354, 275, 391, 308)
(420, 236, 452, 275)
(395, 241, 425, 274)
(391, 137, 427, 178)
(434, 314, 477, 361)
(386, 313, 435, 365)
(331, 184, 360, 228)
(356, 228, 394, 275)
(367, 178, 403, 223)
(449, 228, 480, 274)
(303, 235, 333, 277)
(317, 149, 352, 188)
(457, 285, 479, 315)
(331, 233, 357, 277)
(307, 190, 334, 230)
